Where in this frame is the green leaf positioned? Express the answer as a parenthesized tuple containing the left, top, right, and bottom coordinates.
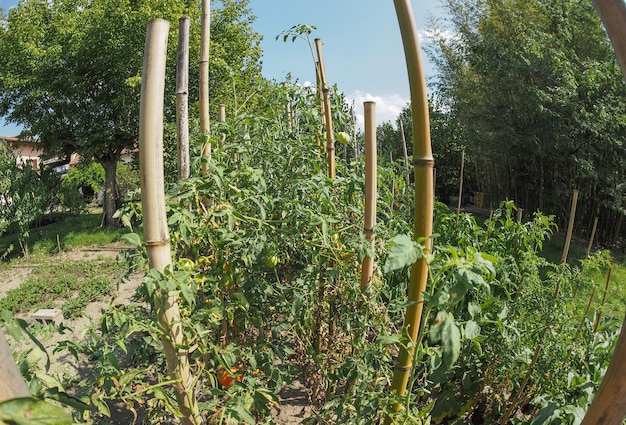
(121, 232, 142, 247)
(467, 302, 481, 319)
(376, 334, 400, 345)
(530, 401, 560, 424)
(463, 320, 481, 339)
(383, 235, 422, 273)
(0, 397, 72, 425)
(430, 311, 461, 368)
(232, 405, 256, 424)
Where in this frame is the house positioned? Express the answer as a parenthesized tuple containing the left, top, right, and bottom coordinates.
(0, 136, 80, 172)
(1, 136, 43, 169)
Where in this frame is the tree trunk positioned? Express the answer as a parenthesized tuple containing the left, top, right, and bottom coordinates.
(100, 156, 120, 228)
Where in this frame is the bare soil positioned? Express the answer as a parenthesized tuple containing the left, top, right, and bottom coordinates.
(0, 244, 312, 424)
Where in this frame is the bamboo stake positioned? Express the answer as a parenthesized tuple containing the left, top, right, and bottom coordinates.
(360, 101, 377, 290)
(200, 0, 211, 176)
(562, 285, 596, 368)
(456, 148, 465, 217)
(587, 217, 598, 258)
(592, 0, 626, 81)
(560, 189, 579, 264)
(314, 38, 336, 179)
(581, 311, 626, 425)
(218, 103, 226, 148)
(594, 264, 612, 333)
(387, 0, 434, 419)
(0, 329, 30, 402)
(176, 17, 190, 181)
(139, 19, 200, 425)
(399, 119, 410, 187)
(579, 4, 626, 423)
(498, 344, 542, 425)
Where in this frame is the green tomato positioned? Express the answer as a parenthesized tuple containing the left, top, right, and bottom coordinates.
(336, 132, 351, 145)
(264, 254, 279, 268)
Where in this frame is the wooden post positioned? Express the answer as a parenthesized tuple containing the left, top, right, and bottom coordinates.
(360, 101, 377, 290)
(139, 19, 200, 425)
(176, 16, 190, 181)
(561, 189, 579, 264)
(200, 0, 211, 176)
(0, 329, 30, 402)
(314, 38, 336, 179)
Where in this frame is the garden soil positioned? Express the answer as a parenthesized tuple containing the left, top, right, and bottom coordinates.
(0, 244, 312, 424)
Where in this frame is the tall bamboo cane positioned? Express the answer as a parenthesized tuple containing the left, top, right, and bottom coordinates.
(218, 103, 226, 148)
(586, 216, 599, 258)
(0, 329, 30, 402)
(387, 0, 434, 419)
(580, 2, 626, 423)
(360, 101, 377, 290)
(314, 38, 336, 179)
(456, 148, 465, 217)
(200, 0, 211, 176)
(139, 19, 200, 425)
(177, 16, 190, 181)
(399, 119, 410, 187)
(560, 189, 579, 265)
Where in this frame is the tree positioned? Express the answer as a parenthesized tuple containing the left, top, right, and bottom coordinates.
(428, 0, 626, 228)
(0, 0, 263, 227)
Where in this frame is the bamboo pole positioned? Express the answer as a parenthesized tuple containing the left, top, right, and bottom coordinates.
(561, 189, 579, 264)
(387, 0, 434, 419)
(592, 0, 626, 81)
(176, 17, 190, 181)
(139, 19, 200, 425)
(200, 0, 211, 176)
(360, 101, 377, 290)
(586, 216, 599, 258)
(456, 148, 465, 217)
(498, 344, 542, 425)
(579, 3, 626, 424)
(399, 119, 410, 187)
(581, 311, 626, 425)
(594, 264, 612, 333)
(0, 329, 30, 402)
(218, 103, 226, 148)
(314, 38, 336, 179)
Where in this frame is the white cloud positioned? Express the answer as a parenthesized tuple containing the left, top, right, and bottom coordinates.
(419, 28, 459, 43)
(347, 91, 409, 130)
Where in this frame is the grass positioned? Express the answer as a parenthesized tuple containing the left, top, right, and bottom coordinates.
(0, 210, 129, 263)
(0, 260, 127, 319)
(0, 210, 133, 319)
(543, 231, 626, 323)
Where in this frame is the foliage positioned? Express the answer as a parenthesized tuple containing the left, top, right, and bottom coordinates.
(0, 0, 264, 227)
(2, 31, 625, 422)
(428, 0, 626, 231)
(0, 144, 54, 257)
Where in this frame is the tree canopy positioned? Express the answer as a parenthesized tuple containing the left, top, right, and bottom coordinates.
(428, 0, 626, 238)
(0, 0, 263, 227)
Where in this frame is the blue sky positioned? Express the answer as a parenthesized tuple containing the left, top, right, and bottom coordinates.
(0, 0, 445, 136)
